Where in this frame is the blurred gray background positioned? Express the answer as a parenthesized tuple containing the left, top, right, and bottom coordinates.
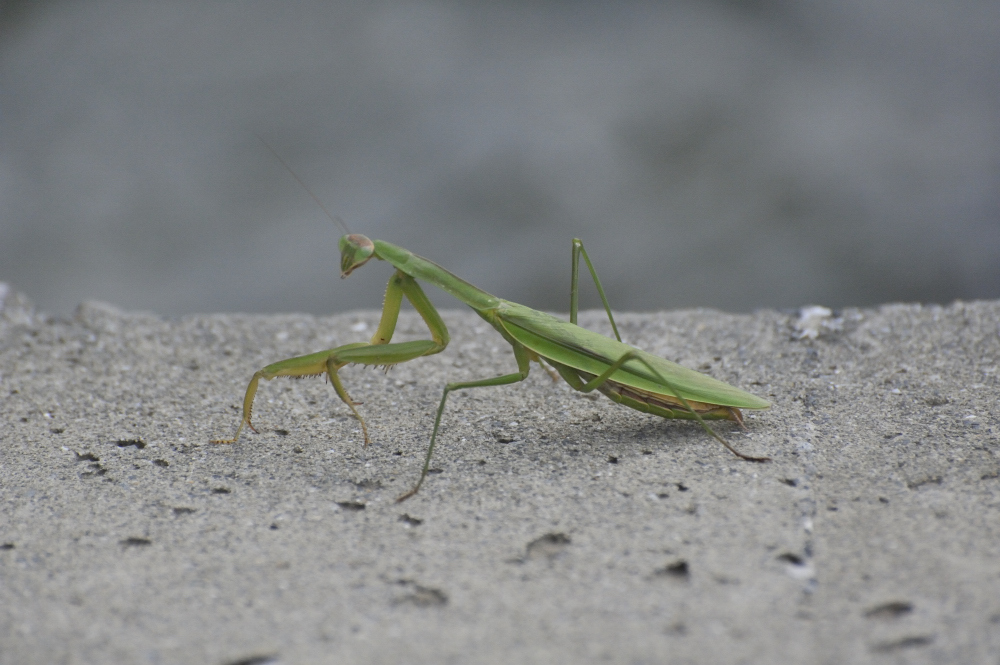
(1, 0, 998, 318)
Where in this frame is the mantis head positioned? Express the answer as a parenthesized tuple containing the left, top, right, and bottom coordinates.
(339, 234, 376, 278)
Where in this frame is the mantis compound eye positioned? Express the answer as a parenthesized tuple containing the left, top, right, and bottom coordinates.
(339, 234, 375, 277)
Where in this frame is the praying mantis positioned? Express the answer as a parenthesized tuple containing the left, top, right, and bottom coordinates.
(212, 232, 771, 502)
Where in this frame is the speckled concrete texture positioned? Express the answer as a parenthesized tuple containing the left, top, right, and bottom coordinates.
(1, 285, 998, 664)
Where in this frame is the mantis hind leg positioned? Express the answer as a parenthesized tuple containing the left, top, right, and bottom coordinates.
(553, 351, 768, 463)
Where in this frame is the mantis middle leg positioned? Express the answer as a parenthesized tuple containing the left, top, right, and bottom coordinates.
(570, 238, 622, 342)
(396, 343, 534, 502)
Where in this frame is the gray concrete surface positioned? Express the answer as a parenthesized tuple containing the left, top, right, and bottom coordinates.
(1, 283, 998, 664)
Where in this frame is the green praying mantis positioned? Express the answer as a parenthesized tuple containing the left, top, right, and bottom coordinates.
(212, 230, 771, 502)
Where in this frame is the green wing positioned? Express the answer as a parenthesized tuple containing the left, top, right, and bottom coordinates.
(497, 303, 770, 410)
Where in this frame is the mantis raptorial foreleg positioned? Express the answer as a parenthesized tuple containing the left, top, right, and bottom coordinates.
(212, 269, 448, 446)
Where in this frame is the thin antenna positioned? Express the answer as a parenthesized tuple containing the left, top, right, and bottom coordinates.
(254, 134, 351, 235)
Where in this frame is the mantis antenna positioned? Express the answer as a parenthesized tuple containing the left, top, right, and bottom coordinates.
(254, 134, 351, 235)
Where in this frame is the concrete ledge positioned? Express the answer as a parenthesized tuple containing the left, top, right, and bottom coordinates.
(1, 286, 998, 664)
